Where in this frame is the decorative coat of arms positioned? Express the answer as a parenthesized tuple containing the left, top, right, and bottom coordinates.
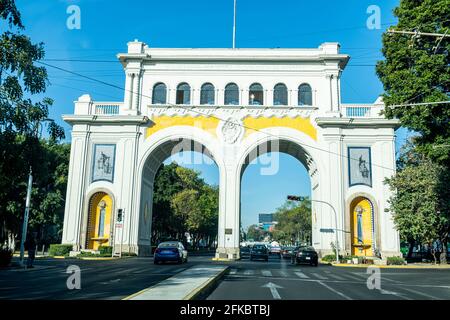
(219, 118, 243, 144)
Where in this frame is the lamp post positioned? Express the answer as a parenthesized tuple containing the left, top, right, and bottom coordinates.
(287, 195, 340, 264)
(18, 118, 54, 266)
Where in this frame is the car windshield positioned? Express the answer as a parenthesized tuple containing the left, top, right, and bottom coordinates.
(253, 245, 266, 250)
(158, 242, 178, 248)
(299, 246, 315, 251)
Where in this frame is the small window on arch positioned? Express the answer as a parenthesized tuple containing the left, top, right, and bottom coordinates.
(273, 83, 288, 106)
(298, 84, 312, 106)
(152, 83, 167, 104)
(249, 83, 264, 105)
(224, 83, 239, 105)
(176, 83, 191, 104)
(200, 83, 215, 105)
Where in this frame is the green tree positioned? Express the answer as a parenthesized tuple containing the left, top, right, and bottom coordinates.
(376, 0, 450, 165)
(0, 1, 64, 245)
(386, 145, 450, 264)
(273, 199, 311, 245)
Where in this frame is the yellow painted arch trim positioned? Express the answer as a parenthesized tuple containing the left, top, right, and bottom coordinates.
(146, 116, 220, 138)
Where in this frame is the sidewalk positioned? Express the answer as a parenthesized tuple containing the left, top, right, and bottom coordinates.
(332, 262, 450, 269)
(123, 264, 228, 300)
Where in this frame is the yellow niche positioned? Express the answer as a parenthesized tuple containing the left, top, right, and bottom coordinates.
(243, 117, 317, 141)
(146, 116, 220, 138)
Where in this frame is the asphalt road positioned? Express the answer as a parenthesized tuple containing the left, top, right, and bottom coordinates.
(2, 254, 450, 300)
(0, 256, 212, 300)
(207, 255, 450, 300)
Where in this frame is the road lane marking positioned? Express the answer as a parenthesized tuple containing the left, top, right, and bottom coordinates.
(244, 270, 254, 276)
(278, 270, 288, 277)
(295, 272, 309, 279)
(311, 273, 328, 280)
(261, 270, 272, 277)
(262, 282, 282, 300)
(229, 269, 237, 275)
(317, 281, 352, 300)
(172, 268, 185, 273)
(398, 287, 442, 300)
(327, 274, 346, 281)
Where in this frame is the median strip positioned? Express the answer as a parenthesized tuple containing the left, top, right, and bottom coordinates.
(122, 265, 228, 300)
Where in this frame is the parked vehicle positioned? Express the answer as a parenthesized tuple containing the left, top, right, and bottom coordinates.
(240, 246, 251, 259)
(154, 241, 188, 264)
(250, 244, 269, 262)
(291, 246, 319, 267)
(281, 246, 296, 259)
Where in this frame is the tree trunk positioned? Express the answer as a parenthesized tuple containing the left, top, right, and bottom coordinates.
(440, 237, 448, 265)
(407, 239, 415, 259)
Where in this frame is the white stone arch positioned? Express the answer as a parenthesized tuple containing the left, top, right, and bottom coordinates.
(233, 126, 330, 254)
(132, 125, 226, 256)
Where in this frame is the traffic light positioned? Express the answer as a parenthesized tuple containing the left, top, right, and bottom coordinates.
(117, 209, 123, 222)
(287, 195, 302, 201)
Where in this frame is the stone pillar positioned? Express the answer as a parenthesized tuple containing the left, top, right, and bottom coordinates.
(132, 71, 141, 113)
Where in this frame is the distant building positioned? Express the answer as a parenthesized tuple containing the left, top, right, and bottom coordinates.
(259, 213, 274, 224)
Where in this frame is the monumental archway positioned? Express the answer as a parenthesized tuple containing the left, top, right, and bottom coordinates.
(61, 42, 401, 259)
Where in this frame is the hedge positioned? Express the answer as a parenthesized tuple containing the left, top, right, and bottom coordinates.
(49, 244, 73, 256)
(99, 246, 113, 256)
(387, 256, 406, 265)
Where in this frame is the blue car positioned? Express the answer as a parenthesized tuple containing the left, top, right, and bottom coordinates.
(154, 241, 188, 264)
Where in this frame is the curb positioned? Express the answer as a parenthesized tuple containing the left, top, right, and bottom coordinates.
(123, 266, 229, 301)
(331, 263, 450, 269)
(182, 266, 229, 300)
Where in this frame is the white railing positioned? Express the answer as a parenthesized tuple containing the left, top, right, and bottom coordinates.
(94, 103, 122, 115)
(342, 105, 383, 118)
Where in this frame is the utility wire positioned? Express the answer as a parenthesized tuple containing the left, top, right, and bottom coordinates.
(38, 60, 400, 172)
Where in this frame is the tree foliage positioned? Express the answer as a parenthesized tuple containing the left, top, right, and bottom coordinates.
(152, 162, 219, 249)
(376, 0, 450, 164)
(0, 1, 65, 246)
(272, 199, 311, 245)
(386, 144, 450, 263)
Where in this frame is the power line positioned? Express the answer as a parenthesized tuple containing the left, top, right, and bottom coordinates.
(37, 60, 398, 172)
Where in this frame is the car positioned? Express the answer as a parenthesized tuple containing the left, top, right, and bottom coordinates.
(154, 241, 188, 264)
(291, 246, 319, 266)
(250, 244, 269, 261)
(269, 244, 282, 256)
(240, 246, 251, 259)
(281, 246, 296, 259)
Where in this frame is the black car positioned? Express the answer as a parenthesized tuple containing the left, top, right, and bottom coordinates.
(281, 246, 296, 259)
(250, 244, 269, 261)
(291, 246, 318, 266)
(240, 246, 251, 259)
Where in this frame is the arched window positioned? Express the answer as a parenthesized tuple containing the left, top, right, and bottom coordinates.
(298, 84, 312, 106)
(273, 83, 288, 105)
(200, 83, 215, 105)
(224, 83, 239, 105)
(249, 83, 264, 105)
(176, 83, 191, 104)
(152, 83, 167, 104)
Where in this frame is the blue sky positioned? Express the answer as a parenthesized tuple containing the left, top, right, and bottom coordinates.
(18, 0, 408, 229)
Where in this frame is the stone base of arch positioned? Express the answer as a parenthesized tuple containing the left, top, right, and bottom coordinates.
(215, 247, 240, 260)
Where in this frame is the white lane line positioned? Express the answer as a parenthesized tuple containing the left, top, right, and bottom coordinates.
(172, 268, 185, 274)
(278, 270, 289, 277)
(295, 271, 309, 279)
(398, 287, 442, 300)
(311, 273, 328, 280)
(317, 281, 353, 300)
(244, 269, 254, 276)
(327, 273, 346, 281)
(262, 270, 272, 277)
(229, 269, 237, 275)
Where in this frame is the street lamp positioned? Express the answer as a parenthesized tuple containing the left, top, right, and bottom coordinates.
(287, 195, 340, 264)
(19, 119, 54, 266)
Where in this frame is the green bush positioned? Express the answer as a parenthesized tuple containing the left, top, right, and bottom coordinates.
(99, 246, 113, 256)
(0, 246, 13, 267)
(49, 244, 73, 256)
(387, 256, 406, 265)
(321, 254, 343, 262)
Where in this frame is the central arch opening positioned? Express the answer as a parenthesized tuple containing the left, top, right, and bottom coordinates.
(239, 139, 319, 259)
(138, 138, 220, 256)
